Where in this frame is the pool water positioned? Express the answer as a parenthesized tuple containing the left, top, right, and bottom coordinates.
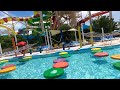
(1, 45, 120, 79)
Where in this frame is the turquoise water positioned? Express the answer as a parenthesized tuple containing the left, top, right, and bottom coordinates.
(1, 45, 120, 79)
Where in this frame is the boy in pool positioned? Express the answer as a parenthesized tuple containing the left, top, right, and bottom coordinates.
(20, 46, 27, 57)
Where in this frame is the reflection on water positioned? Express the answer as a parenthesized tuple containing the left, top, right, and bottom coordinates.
(57, 73, 67, 79)
(16, 62, 26, 66)
(0, 73, 12, 79)
(92, 60, 108, 65)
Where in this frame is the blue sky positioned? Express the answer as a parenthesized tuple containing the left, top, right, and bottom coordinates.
(8, 11, 33, 17)
(0, 11, 120, 32)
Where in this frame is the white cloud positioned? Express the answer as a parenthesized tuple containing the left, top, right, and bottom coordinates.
(0, 11, 9, 19)
(14, 22, 26, 32)
(112, 11, 120, 22)
(31, 15, 34, 17)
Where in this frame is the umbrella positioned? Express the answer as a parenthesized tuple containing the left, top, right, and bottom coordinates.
(16, 41, 26, 46)
(68, 28, 78, 42)
(68, 28, 78, 31)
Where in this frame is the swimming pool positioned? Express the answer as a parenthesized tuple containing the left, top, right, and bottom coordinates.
(1, 45, 120, 79)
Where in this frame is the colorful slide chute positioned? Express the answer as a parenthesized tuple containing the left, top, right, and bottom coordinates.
(77, 11, 109, 25)
(0, 24, 17, 35)
(0, 17, 32, 24)
(0, 17, 32, 35)
(0, 11, 53, 35)
(28, 11, 52, 35)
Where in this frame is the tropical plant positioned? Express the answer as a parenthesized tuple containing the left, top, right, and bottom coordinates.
(92, 16, 118, 33)
(58, 24, 72, 30)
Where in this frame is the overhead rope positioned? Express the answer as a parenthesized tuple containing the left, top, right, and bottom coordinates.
(1, 11, 27, 26)
(50, 36, 62, 43)
(33, 28, 62, 43)
(28, 41, 39, 47)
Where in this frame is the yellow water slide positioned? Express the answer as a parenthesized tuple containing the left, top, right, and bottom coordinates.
(0, 25, 17, 35)
(34, 11, 40, 16)
(0, 17, 31, 24)
(0, 16, 31, 35)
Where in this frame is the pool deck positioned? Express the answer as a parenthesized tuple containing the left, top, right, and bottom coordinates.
(1, 37, 120, 60)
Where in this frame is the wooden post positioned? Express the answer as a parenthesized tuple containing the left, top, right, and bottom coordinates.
(109, 11, 112, 19)
(81, 23, 85, 45)
(109, 11, 113, 33)
(88, 11, 94, 46)
(12, 20, 18, 50)
(12, 38, 17, 57)
(40, 11, 50, 50)
(0, 43, 2, 54)
(78, 26, 82, 48)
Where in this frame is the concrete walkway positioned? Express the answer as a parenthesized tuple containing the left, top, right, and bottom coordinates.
(1, 37, 120, 60)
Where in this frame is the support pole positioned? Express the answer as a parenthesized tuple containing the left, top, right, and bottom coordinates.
(0, 43, 2, 54)
(60, 29, 65, 50)
(46, 29, 50, 49)
(81, 11, 85, 46)
(40, 11, 50, 49)
(49, 31, 53, 49)
(78, 26, 82, 48)
(14, 35, 18, 50)
(88, 11, 94, 46)
(12, 20, 18, 50)
(44, 31, 47, 46)
(109, 11, 112, 19)
(75, 29, 77, 42)
(81, 23, 85, 45)
(25, 22, 29, 49)
(109, 11, 113, 33)
(40, 11, 45, 32)
(101, 27, 104, 42)
(46, 28, 51, 49)
(12, 38, 17, 57)
(40, 11, 46, 47)
(109, 11, 113, 45)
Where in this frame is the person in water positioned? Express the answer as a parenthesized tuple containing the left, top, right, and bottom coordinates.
(38, 46, 42, 53)
(20, 45, 27, 57)
(29, 47, 32, 54)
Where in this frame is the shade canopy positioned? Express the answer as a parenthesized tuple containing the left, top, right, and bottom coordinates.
(50, 30, 66, 36)
(68, 28, 78, 31)
(49, 24, 89, 36)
